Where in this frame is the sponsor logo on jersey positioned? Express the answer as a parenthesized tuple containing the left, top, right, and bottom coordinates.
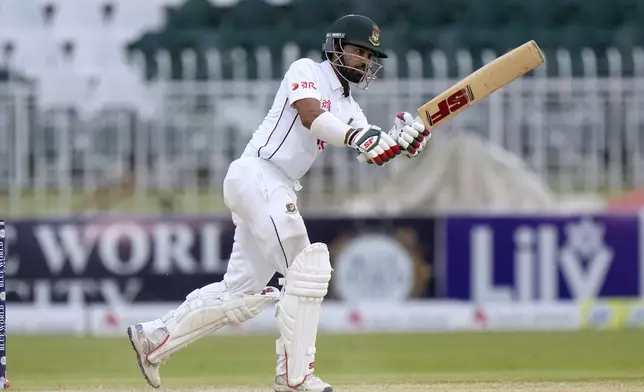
(317, 139, 326, 150)
(301, 81, 316, 90)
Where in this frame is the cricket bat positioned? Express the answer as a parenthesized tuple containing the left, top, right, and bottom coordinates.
(417, 40, 545, 130)
(357, 40, 544, 163)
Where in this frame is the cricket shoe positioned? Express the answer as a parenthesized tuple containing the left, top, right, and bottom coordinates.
(127, 324, 168, 388)
(273, 374, 333, 392)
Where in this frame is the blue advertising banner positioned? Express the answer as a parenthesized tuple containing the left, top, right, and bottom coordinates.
(442, 213, 644, 301)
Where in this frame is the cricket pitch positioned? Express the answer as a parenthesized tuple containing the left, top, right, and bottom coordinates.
(29, 383, 644, 392)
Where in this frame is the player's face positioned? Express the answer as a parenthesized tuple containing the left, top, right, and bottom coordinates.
(341, 44, 376, 83)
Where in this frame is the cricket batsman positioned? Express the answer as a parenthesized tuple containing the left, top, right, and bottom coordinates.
(126, 14, 431, 392)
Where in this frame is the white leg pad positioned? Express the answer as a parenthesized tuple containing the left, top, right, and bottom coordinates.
(147, 286, 280, 364)
(275, 243, 332, 387)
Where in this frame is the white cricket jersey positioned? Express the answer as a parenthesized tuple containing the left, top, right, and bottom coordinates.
(241, 59, 369, 180)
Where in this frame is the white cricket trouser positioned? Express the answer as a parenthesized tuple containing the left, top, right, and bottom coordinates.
(221, 156, 311, 293)
(142, 157, 310, 374)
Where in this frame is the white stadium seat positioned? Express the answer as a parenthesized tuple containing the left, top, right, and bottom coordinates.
(0, 0, 187, 111)
(49, 0, 105, 28)
(0, 0, 49, 29)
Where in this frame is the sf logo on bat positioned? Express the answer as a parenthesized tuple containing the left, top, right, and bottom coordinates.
(425, 85, 475, 127)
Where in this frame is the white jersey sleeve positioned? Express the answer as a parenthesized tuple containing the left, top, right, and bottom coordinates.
(350, 99, 370, 130)
(285, 59, 323, 105)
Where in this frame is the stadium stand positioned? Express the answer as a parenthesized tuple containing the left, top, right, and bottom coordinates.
(0, 0, 641, 216)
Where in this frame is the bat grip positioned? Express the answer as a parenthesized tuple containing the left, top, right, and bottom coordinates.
(357, 153, 369, 163)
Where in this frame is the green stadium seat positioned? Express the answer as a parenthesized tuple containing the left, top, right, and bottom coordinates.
(350, 0, 395, 27)
(404, 0, 454, 28)
(270, 2, 297, 30)
(290, 0, 344, 30)
(553, 0, 623, 28)
(622, 0, 644, 24)
(223, 0, 280, 30)
(556, 0, 582, 25)
(573, 0, 621, 27)
(164, 0, 219, 30)
(511, 0, 561, 28)
(124, 0, 644, 81)
(454, 0, 513, 28)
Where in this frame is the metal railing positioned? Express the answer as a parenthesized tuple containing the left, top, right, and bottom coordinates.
(1, 46, 643, 217)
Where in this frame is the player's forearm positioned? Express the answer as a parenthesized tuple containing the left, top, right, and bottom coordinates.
(293, 98, 323, 129)
(309, 111, 353, 147)
(299, 109, 323, 129)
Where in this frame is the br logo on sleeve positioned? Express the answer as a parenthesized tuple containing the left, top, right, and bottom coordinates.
(301, 81, 316, 90)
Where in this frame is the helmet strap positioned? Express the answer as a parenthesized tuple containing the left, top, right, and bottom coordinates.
(325, 41, 351, 96)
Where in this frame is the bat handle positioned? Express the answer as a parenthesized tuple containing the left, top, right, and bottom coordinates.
(355, 115, 423, 164)
(357, 153, 369, 163)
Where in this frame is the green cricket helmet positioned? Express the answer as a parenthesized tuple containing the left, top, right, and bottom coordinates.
(323, 14, 387, 89)
(325, 14, 388, 58)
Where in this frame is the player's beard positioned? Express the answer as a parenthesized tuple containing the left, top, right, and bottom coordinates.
(338, 64, 367, 83)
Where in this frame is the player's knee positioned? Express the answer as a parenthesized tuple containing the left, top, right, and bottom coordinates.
(283, 230, 310, 258)
(285, 243, 332, 298)
(272, 231, 311, 272)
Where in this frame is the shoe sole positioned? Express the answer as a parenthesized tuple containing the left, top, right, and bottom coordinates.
(273, 383, 333, 392)
(127, 325, 159, 389)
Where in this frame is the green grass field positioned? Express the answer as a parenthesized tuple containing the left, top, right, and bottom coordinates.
(0, 190, 230, 218)
(9, 330, 644, 391)
(0, 185, 620, 218)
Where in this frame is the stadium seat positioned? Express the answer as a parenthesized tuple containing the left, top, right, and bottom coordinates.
(407, 0, 454, 28)
(0, 0, 49, 30)
(1, 29, 73, 78)
(107, 1, 170, 36)
(47, 0, 105, 29)
(455, 0, 513, 28)
(164, 0, 220, 30)
(0, 0, 642, 93)
(558, 0, 620, 27)
(511, 0, 560, 28)
(578, 0, 621, 27)
(290, 0, 345, 30)
(224, 0, 280, 29)
(621, 0, 644, 24)
(350, 0, 394, 27)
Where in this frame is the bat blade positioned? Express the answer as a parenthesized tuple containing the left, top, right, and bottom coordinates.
(417, 40, 545, 130)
